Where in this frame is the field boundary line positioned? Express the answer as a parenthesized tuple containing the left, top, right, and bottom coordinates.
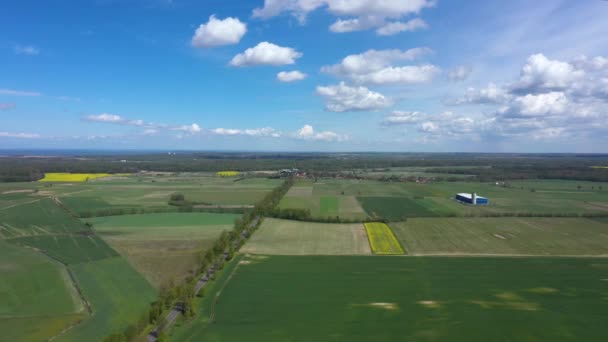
(0, 198, 42, 211)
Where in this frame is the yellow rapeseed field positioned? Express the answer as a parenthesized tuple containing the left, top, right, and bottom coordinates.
(39, 173, 113, 182)
(364, 222, 405, 255)
(216, 171, 240, 177)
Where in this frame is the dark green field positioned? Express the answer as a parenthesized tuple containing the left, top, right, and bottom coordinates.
(170, 255, 608, 342)
(357, 197, 450, 220)
(10, 235, 118, 265)
(0, 198, 88, 237)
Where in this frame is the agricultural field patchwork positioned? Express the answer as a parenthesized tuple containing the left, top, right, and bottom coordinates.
(170, 255, 608, 342)
(0, 240, 85, 342)
(56, 176, 282, 214)
(241, 218, 371, 255)
(364, 222, 405, 255)
(279, 183, 368, 220)
(92, 212, 238, 287)
(391, 217, 608, 256)
(278, 179, 608, 220)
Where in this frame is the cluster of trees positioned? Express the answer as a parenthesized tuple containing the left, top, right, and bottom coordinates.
(167, 192, 216, 208)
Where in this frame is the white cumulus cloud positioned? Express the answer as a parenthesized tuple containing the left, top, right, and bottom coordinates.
(513, 53, 585, 92)
(295, 124, 345, 141)
(509, 92, 569, 117)
(376, 18, 428, 36)
(321, 48, 438, 85)
(316, 82, 393, 112)
(191, 15, 247, 48)
(253, 0, 435, 33)
(174, 123, 202, 134)
(453, 83, 512, 105)
(277, 70, 307, 82)
(229, 42, 302, 67)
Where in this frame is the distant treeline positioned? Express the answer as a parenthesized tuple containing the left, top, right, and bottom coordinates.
(78, 206, 248, 218)
(1, 152, 608, 182)
(426, 166, 608, 182)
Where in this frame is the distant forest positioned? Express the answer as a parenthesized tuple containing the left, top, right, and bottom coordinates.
(1, 152, 607, 182)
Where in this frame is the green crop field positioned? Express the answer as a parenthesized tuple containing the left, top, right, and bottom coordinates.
(358, 197, 452, 220)
(0, 198, 89, 238)
(319, 196, 339, 217)
(169, 255, 608, 342)
(57, 257, 157, 342)
(279, 183, 368, 220)
(92, 213, 237, 287)
(391, 217, 608, 256)
(0, 240, 85, 342)
(9, 235, 119, 265)
(241, 218, 371, 255)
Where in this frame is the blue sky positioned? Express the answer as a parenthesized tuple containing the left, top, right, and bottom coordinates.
(1, 0, 607, 152)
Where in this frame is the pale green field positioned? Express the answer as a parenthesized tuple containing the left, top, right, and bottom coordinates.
(0, 240, 85, 342)
(92, 213, 237, 287)
(391, 217, 608, 255)
(241, 218, 371, 255)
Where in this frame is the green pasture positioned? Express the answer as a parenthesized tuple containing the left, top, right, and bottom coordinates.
(169, 255, 608, 342)
(57, 257, 157, 342)
(241, 218, 371, 255)
(391, 217, 608, 256)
